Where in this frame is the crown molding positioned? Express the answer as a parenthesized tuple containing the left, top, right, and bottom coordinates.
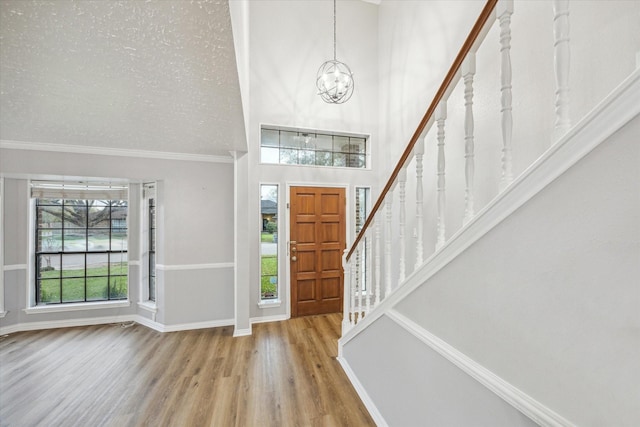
(0, 140, 233, 164)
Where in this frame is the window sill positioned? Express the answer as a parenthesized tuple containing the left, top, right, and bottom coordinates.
(257, 299, 281, 309)
(23, 300, 130, 315)
(137, 301, 158, 313)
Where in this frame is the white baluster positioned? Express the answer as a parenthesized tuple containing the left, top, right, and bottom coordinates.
(553, 0, 571, 140)
(462, 54, 476, 226)
(364, 231, 371, 315)
(398, 168, 407, 283)
(374, 215, 381, 306)
(384, 194, 393, 296)
(414, 138, 425, 269)
(436, 101, 447, 251)
(350, 252, 356, 326)
(342, 249, 352, 332)
(498, 0, 514, 192)
(356, 246, 362, 323)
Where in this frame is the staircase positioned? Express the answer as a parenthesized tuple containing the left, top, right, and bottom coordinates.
(338, 1, 640, 425)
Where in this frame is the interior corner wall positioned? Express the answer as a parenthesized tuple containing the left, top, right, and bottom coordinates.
(0, 148, 235, 329)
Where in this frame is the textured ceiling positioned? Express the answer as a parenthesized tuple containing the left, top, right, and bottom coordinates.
(0, 0, 246, 156)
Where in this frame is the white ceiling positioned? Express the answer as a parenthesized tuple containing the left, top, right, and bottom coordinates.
(0, 0, 246, 157)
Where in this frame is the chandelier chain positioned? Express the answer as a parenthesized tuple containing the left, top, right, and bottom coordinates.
(333, 0, 337, 60)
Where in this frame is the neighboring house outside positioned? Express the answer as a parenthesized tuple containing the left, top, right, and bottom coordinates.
(261, 199, 277, 231)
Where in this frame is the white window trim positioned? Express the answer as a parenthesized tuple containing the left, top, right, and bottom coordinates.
(27, 179, 132, 309)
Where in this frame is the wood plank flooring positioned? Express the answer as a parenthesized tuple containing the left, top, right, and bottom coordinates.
(0, 314, 375, 427)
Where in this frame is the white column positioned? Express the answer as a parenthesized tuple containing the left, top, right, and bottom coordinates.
(414, 138, 425, 269)
(398, 168, 407, 283)
(553, 0, 571, 140)
(436, 101, 447, 251)
(462, 54, 476, 226)
(498, 0, 514, 192)
(384, 194, 393, 296)
(374, 215, 381, 306)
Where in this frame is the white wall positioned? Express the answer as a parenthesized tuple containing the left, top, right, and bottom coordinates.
(0, 148, 234, 329)
(244, 0, 380, 320)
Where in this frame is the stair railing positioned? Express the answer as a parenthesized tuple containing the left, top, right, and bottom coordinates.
(342, 0, 579, 332)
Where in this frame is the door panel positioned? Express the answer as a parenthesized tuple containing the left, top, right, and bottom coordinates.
(290, 186, 346, 317)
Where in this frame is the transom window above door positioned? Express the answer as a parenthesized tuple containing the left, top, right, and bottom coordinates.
(260, 126, 369, 168)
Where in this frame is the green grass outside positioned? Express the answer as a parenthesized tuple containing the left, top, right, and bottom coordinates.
(39, 265, 127, 303)
(261, 232, 275, 243)
(261, 255, 277, 298)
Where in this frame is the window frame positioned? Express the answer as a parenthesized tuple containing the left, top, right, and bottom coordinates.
(31, 183, 130, 306)
(260, 125, 370, 169)
(258, 183, 281, 307)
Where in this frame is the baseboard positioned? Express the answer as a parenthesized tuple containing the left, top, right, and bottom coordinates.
(0, 314, 235, 335)
(336, 355, 388, 427)
(250, 314, 288, 324)
(385, 309, 573, 427)
(0, 314, 137, 335)
(233, 325, 252, 337)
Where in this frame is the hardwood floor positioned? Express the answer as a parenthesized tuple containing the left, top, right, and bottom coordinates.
(0, 314, 375, 427)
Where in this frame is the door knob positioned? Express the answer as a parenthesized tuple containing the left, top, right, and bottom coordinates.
(291, 256, 297, 261)
(291, 247, 297, 252)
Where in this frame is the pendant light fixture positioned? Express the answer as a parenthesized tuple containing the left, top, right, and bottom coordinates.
(316, 0, 354, 104)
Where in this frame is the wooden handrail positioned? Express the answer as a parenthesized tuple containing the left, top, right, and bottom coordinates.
(346, 0, 499, 262)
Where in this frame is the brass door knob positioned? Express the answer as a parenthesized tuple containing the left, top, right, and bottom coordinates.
(291, 256, 297, 261)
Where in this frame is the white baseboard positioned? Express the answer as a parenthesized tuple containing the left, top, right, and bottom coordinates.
(336, 355, 388, 427)
(385, 309, 573, 427)
(250, 314, 288, 324)
(0, 314, 137, 335)
(233, 325, 252, 337)
(0, 314, 235, 335)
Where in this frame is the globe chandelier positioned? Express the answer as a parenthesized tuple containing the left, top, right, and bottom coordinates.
(316, 0, 354, 104)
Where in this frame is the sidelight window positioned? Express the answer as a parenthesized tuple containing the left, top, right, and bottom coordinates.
(260, 184, 279, 301)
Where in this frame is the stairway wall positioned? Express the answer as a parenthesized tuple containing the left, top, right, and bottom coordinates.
(342, 114, 640, 426)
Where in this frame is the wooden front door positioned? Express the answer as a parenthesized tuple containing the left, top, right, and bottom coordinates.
(290, 186, 346, 317)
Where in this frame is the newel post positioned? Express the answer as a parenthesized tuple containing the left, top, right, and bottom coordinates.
(342, 249, 352, 332)
(398, 167, 407, 283)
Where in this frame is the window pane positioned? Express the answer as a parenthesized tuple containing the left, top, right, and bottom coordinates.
(315, 151, 333, 166)
(86, 253, 108, 276)
(38, 206, 62, 228)
(109, 276, 128, 299)
(280, 148, 298, 165)
(315, 134, 333, 151)
(149, 276, 156, 301)
(38, 254, 61, 278)
(88, 201, 110, 228)
(39, 279, 61, 304)
(63, 229, 86, 251)
(109, 253, 127, 276)
(261, 147, 279, 164)
(38, 229, 62, 252)
(350, 137, 366, 154)
(280, 131, 299, 149)
(62, 277, 85, 302)
(299, 150, 315, 165)
(88, 229, 110, 251)
(333, 153, 347, 167)
(149, 253, 156, 277)
(261, 184, 278, 300)
(111, 229, 128, 251)
(87, 277, 108, 301)
(111, 203, 128, 228)
(347, 154, 366, 168)
(261, 129, 279, 147)
(62, 254, 85, 277)
(334, 136, 350, 153)
(63, 204, 87, 228)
